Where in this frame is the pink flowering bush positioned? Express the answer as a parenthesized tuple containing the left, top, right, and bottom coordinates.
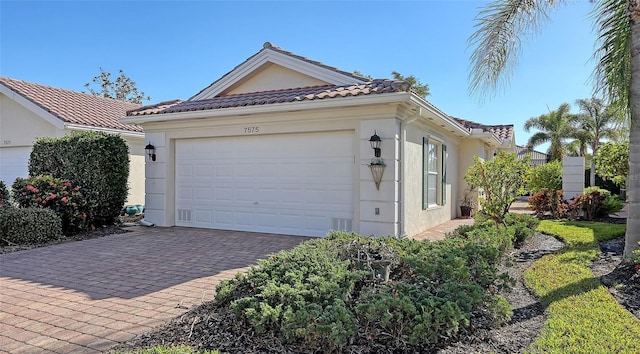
(11, 175, 91, 234)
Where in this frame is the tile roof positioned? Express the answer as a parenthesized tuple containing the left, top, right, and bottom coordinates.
(451, 117, 514, 141)
(0, 77, 143, 133)
(190, 42, 369, 100)
(128, 79, 411, 116)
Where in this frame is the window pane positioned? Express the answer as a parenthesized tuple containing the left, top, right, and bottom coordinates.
(428, 174, 437, 205)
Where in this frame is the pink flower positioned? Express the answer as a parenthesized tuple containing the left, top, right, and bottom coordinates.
(61, 197, 68, 203)
(635, 264, 640, 270)
(49, 182, 55, 187)
(35, 198, 42, 203)
(63, 182, 72, 187)
(49, 193, 56, 199)
(82, 213, 87, 219)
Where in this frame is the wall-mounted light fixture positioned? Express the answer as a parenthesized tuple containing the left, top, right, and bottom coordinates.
(367, 131, 385, 190)
(145, 143, 156, 162)
(369, 131, 382, 157)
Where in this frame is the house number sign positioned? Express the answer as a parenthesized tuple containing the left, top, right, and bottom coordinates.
(244, 127, 260, 134)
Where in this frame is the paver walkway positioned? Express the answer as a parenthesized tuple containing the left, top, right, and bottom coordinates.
(0, 227, 309, 353)
(0, 208, 538, 353)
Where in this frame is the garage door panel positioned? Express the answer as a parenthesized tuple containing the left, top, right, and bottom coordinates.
(175, 131, 354, 236)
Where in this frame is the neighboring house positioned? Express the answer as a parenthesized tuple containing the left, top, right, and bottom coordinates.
(0, 77, 146, 205)
(122, 42, 515, 238)
(516, 145, 549, 166)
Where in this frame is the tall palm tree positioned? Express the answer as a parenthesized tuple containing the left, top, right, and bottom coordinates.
(468, 0, 639, 260)
(524, 103, 579, 162)
(575, 97, 621, 185)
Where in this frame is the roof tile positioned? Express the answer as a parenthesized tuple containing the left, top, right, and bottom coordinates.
(1, 77, 143, 133)
(128, 79, 411, 116)
(451, 116, 514, 141)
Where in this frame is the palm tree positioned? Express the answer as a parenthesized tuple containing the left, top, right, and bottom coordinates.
(524, 103, 579, 162)
(575, 97, 621, 185)
(468, 0, 639, 260)
(567, 129, 592, 158)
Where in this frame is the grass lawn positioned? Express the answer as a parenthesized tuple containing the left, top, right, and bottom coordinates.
(524, 221, 640, 353)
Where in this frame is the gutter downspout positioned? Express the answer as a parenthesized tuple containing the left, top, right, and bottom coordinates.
(399, 108, 420, 238)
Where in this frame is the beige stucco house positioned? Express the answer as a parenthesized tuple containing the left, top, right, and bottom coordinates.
(122, 42, 515, 237)
(0, 77, 146, 205)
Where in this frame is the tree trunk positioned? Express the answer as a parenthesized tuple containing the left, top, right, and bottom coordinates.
(624, 1, 640, 260)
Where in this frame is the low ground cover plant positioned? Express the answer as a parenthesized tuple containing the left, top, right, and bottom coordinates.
(447, 212, 539, 249)
(525, 221, 640, 352)
(213, 231, 515, 353)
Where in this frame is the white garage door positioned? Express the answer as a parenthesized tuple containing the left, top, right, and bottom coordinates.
(175, 131, 354, 237)
(0, 146, 31, 186)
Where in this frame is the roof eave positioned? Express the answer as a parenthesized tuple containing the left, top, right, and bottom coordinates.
(122, 92, 410, 125)
(408, 95, 470, 137)
(65, 124, 144, 138)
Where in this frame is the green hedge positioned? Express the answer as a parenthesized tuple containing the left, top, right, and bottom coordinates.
(29, 131, 129, 226)
(214, 231, 512, 352)
(0, 181, 9, 208)
(0, 207, 62, 245)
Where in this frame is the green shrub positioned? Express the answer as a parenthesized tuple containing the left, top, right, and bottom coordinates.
(528, 189, 569, 219)
(504, 213, 538, 248)
(215, 232, 512, 352)
(28, 131, 129, 226)
(11, 175, 90, 234)
(504, 212, 540, 230)
(527, 160, 562, 194)
(0, 181, 10, 208)
(0, 207, 62, 245)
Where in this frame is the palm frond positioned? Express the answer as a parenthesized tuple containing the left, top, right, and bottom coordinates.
(468, 0, 562, 98)
(592, 0, 631, 113)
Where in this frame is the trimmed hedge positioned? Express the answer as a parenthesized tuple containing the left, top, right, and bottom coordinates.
(0, 207, 62, 245)
(29, 131, 129, 226)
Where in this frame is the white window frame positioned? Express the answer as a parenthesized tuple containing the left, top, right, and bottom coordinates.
(423, 137, 447, 209)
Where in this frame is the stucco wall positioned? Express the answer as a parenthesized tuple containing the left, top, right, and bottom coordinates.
(139, 104, 402, 233)
(0, 94, 61, 184)
(456, 140, 489, 217)
(402, 123, 458, 237)
(121, 137, 145, 205)
(225, 64, 329, 95)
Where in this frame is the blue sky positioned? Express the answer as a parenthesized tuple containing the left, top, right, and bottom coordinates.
(1, 1, 597, 149)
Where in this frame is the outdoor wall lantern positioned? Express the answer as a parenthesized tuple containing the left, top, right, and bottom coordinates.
(367, 131, 385, 190)
(145, 143, 156, 162)
(369, 131, 382, 157)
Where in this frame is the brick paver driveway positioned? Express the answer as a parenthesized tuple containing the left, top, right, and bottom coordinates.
(0, 226, 310, 353)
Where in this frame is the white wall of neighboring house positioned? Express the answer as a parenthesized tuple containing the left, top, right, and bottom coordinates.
(0, 92, 145, 205)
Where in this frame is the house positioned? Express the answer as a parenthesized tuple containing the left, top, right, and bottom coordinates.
(122, 42, 515, 237)
(516, 145, 549, 166)
(0, 77, 146, 205)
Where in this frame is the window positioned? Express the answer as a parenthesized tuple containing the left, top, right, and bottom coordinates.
(423, 138, 446, 209)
